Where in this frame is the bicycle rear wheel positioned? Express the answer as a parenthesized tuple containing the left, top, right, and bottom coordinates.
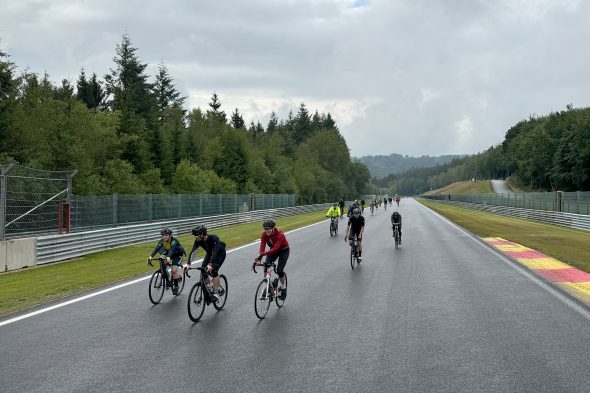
(213, 274, 228, 310)
(254, 279, 271, 319)
(148, 270, 165, 305)
(187, 283, 206, 322)
(275, 274, 288, 308)
(330, 223, 335, 237)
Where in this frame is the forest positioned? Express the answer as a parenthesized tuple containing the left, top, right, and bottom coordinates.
(374, 106, 590, 196)
(0, 34, 371, 204)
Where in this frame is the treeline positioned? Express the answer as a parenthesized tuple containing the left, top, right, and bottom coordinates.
(357, 153, 463, 179)
(0, 34, 371, 203)
(374, 105, 590, 195)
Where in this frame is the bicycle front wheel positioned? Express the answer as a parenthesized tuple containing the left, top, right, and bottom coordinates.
(148, 270, 165, 305)
(275, 274, 288, 308)
(187, 283, 206, 322)
(213, 274, 228, 311)
(254, 279, 271, 319)
(350, 246, 356, 270)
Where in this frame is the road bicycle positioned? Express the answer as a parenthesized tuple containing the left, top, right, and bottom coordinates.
(186, 266, 228, 322)
(148, 256, 187, 305)
(392, 223, 401, 249)
(349, 235, 361, 269)
(370, 204, 375, 215)
(329, 216, 338, 237)
(252, 261, 287, 319)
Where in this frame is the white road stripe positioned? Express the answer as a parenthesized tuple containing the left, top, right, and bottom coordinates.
(0, 220, 325, 327)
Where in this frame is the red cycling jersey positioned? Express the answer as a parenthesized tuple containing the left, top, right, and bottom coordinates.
(258, 228, 290, 258)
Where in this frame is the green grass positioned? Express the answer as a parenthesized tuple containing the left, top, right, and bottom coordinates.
(418, 199, 590, 272)
(0, 211, 326, 316)
(423, 180, 493, 196)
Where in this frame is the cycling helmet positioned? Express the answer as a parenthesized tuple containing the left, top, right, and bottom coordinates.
(192, 224, 207, 237)
(353, 208, 361, 214)
(263, 219, 276, 229)
(160, 227, 172, 235)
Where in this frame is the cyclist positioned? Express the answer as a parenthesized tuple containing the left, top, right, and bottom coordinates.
(391, 211, 402, 245)
(395, 195, 401, 206)
(347, 200, 360, 217)
(253, 219, 290, 300)
(188, 224, 227, 302)
(383, 197, 388, 209)
(339, 198, 345, 218)
(344, 207, 365, 262)
(360, 199, 365, 213)
(326, 203, 341, 229)
(148, 227, 186, 295)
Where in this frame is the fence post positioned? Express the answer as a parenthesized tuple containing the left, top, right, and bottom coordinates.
(148, 194, 153, 222)
(556, 191, 563, 212)
(218, 194, 222, 214)
(0, 164, 14, 241)
(178, 194, 182, 218)
(112, 193, 118, 227)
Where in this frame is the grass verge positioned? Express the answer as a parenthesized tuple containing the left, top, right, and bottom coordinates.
(423, 180, 493, 196)
(418, 199, 590, 273)
(0, 211, 326, 317)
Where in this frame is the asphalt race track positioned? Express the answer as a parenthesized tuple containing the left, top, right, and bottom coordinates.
(2, 199, 590, 393)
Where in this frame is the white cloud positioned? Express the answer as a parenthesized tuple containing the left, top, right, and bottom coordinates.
(1, 0, 590, 157)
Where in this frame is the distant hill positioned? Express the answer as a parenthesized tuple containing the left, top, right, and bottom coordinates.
(356, 154, 464, 179)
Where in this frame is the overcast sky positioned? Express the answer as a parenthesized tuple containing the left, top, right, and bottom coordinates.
(1, 0, 589, 158)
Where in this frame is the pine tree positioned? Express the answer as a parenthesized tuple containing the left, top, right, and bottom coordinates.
(87, 73, 105, 109)
(267, 111, 278, 134)
(0, 48, 18, 153)
(231, 107, 245, 129)
(207, 91, 226, 123)
(293, 103, 312, 144)
(153, 62, 185, 123)
(76, 68, 89, 104)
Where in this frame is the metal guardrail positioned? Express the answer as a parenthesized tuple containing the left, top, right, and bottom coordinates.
(423, 199, 590, 232)
(36, 203, 332, 265)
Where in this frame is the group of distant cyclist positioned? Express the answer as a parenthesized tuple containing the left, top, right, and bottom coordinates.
(326, 196, 403, 263)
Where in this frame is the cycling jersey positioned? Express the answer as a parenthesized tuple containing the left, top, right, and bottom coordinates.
(258, 228, 289, 258)
(347, 215, 365, 235)
(150, 237, 185, 265)
(326, 206, 341, 217)
(189, 234, 227, 271)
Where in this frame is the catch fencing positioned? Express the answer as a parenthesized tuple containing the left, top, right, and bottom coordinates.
(36, 202, 331, 265)
(422, 191, 590, 231)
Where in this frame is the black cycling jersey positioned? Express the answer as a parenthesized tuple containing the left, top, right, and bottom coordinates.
(189, 234, 226, 267)
(347, 215, 365, 234)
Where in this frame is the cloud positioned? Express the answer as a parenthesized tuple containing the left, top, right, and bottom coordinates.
(1, 0, 589, 157)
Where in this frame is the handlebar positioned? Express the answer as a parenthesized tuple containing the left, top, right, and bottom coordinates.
(252, 261, 277, 274)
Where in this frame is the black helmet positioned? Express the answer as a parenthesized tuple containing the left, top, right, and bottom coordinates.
(392, 211, 400, 217)
(192, 224, 207, 237)
(263, 219, 276, 229)
(160, 227, 172, 235)
(353, 208, 361, 214)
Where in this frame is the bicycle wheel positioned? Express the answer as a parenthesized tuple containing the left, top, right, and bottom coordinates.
(275, 274, 288, 308)
(213, 274, 228, 310)
(187, 283, 206, 322)
(254, 279, 271, 319)
(329, 223, 334, 237)
(350, 246, 356, 270)
(148, 270, 165, 305)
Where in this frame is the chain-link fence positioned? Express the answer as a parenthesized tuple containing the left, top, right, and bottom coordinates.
(422, 191, 590, 215)
(69, 193, 296, 232)
(0, 165, 296, 239)
(0, 165, 76, 240)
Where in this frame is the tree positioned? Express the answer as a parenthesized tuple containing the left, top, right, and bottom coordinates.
(153, 62, 185, 123)
(293, 103, 312, 144)
(0, 48, 18, 153)
(267, 111, 279, 134)
(231, 107, 245, 129)
(207, 91, 226, 123)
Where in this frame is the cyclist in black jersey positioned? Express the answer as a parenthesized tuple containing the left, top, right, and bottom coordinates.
(188, 225, 227, 302)
(344, 207, 365, 262)
(391, 211, 402, 245)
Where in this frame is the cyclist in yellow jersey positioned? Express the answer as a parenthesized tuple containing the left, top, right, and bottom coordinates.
(326, 203, 341, 228)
